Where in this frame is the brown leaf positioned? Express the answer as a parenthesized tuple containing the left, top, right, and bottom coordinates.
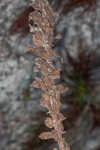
(57, 113, 66, 122)
(39, 130, 55, 140)
(57, 84, 68, 94)
(55, 34, 62, 40)
(31, 81, 40, 88)
(39, 130, 60, 142)
(41, 93, 50, 108)
(45, 117, 54, 128)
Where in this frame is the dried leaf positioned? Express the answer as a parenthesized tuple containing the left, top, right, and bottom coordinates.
(57, 113, 66, 122)
(41, 93, 50, 108)
(31, 81, 40, 88)
(45, 117, 54, 128)
(27, 45, 36, 51)
(33, 33, 44, 47)
(49, 68, 61, 79)
(55, 34, 62, 40)
(57, 84, 68, 94)
(39, 130, 56, 140)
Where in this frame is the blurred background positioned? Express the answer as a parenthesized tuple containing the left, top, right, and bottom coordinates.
(0, 0, 100, 150)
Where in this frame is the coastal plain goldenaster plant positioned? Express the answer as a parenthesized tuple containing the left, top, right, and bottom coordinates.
(28, 0, 70, 150)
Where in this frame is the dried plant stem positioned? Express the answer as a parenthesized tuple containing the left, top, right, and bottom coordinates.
(28, 0, 70, 150)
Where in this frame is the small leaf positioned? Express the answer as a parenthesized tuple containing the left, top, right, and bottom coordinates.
(39, 131, 53, 140)
(40, 93, 50, 108)
(31, 81, 40, 88)
(55, 34, 62, 40)
(45, 117, 54, 128)
(39, 130, 59, 141)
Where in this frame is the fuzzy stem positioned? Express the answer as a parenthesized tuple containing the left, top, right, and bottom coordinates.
(28, 0, 70, 150)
